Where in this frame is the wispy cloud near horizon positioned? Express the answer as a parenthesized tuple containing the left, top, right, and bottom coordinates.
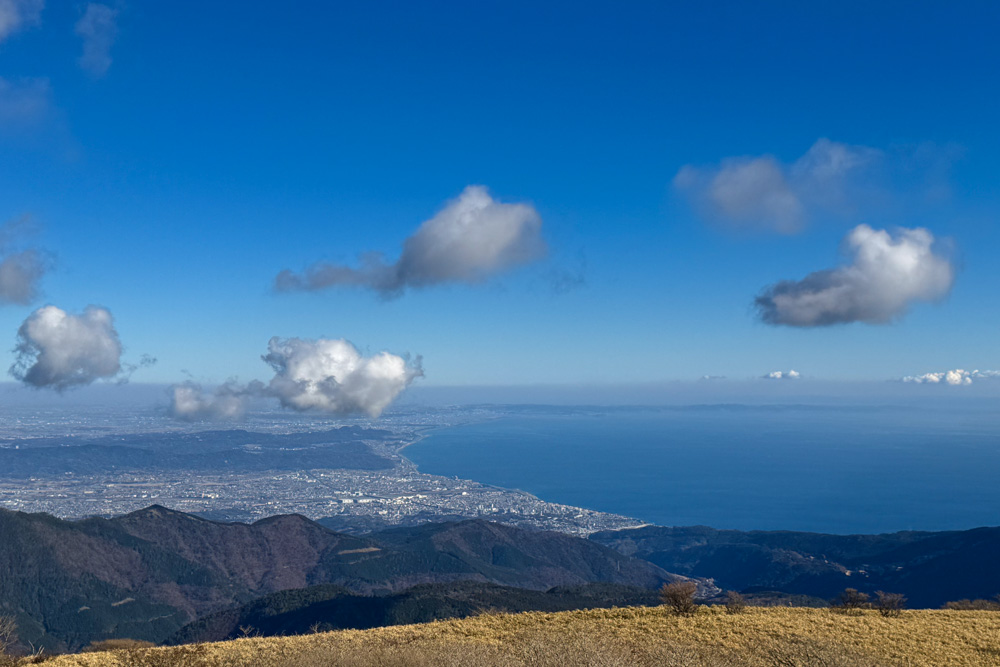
(762, 370, 800, 380)
(902, 369, 1000, 385)
(169, 379, 264, 421)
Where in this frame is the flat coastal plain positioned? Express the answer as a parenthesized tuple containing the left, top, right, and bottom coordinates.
(43, 606, 1000, 667)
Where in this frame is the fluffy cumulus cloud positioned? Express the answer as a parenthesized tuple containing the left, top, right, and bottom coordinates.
(168, 337, 421, 421)
(263, 337, 422, 417)
(674, 139, 880, 233)
(10, 305, 123, 390)
(0, 0, 43, 42)
(762, 370, 800, 380)
(75, 3, 118, 77)
(902, 369, 1000, 386)
(276, 186, 546, 297)
(755, 224, 954, 327)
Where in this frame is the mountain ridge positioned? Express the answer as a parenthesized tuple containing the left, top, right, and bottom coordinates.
(589, 523, 1000, 607)
(0, 506, 675, 652)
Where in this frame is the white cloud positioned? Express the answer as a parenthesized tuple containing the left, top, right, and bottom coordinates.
(263, 337, 422, 417)
(674, 139, 880, 233)
(169, 380, 264, 421)
(755, 224, 954, 326)
(762, 370, 800, 380)
(0, 0, 43, 42)
(902, 369, 1000, 385)
(75, 3, 118, 77)
(10, 305, 123, 390)
(275, 186, 546, 297)
(168, 338, 422, 421)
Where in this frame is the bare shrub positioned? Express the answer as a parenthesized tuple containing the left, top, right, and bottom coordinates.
(660, 581, 699, 616)
(943, 598, 1000, 611)
(831, 588, 870, 615)
(0, 616, 17, 658)
(874, 591, 906, 618)
(724, 591, 747, 615)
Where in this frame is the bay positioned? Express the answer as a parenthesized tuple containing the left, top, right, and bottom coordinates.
(405, 405, 1000, 534)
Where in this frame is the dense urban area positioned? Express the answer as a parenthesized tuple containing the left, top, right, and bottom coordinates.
(0, 405, 642, 535)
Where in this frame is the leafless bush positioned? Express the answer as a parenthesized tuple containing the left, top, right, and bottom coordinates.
(0, 616, 17, 658)
(874, 591, 906, 618)
(724, 591, 747, 615)
(660, 581, 699, 616)
(831, 588, 870, 615)
(943, 597, 1000, 611)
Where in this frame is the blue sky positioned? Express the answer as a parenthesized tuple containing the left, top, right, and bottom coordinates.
(0, 1, 998, 400)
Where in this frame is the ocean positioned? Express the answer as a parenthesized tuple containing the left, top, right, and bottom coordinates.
(404, 405, 1000, 534)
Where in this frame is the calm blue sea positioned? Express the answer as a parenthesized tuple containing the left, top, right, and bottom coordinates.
(405, 406, 1000, 534)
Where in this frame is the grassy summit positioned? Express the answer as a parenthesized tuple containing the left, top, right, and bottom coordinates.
(41, 605, 1000, 667)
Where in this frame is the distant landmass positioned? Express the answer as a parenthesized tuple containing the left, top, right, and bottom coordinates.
(590, 524, 1000, 608)
(0, 427, 397, 477)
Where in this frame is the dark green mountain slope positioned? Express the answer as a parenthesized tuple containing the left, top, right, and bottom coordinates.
(167, 581, 662, 644)
(0, 507, 674, 652)
(590, 524, 1000, 607)
(370, 519, 676, 591)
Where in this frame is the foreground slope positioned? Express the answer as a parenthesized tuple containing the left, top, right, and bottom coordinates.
(167, 581, 660, 644)
(46, 606, 1000, 667)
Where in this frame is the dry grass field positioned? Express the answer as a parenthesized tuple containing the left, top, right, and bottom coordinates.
(33, 606, 1000, 667)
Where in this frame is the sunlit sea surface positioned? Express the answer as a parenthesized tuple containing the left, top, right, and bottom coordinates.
(405, 405, 1000, 534)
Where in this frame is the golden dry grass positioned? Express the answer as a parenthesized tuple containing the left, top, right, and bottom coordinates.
(38, 605, 1000, 667)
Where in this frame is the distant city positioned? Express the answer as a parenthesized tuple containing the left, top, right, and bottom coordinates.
(0, 405, 641, 536)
